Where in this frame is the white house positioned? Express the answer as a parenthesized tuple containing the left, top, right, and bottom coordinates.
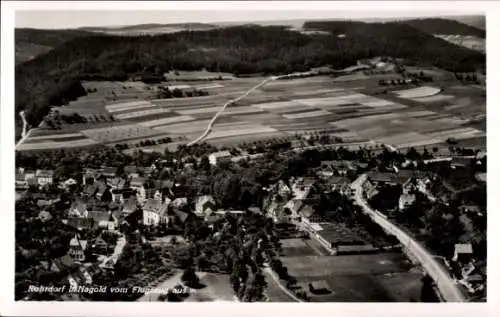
(209, 150, 232, 166)
(36, 169, 54, 186)
(142, 199, 162, 226)
(68, 234, 88, 262)
(195, 195, 216, 217)
(398, 193, 416, 211)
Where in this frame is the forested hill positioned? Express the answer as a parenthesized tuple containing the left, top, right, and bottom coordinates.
(15, 28, 96, 64)
(399, 18, 486, 38)
(16, 23, 485, 133)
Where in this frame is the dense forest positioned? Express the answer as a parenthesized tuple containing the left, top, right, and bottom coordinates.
(15, 22, 485, 135)
(15, 28, 96, 64)
(399, 18, 486, 38)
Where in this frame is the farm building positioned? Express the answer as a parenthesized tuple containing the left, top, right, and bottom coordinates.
(208, 150, 232, 166)
(453, 243, 473, 263)
(335, 244, 378, 255)
(68, 234, 88, 262)
(308, 280, 331, 294)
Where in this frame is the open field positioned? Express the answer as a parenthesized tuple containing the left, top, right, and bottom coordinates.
(17, 69, 486, 152)
(185, 273, 236, 302)
(280, 252, 422, 302)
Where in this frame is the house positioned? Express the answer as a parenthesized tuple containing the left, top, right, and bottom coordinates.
(398, 193, 416, 211)
(68, 234, 88, 262)
(268, 201, 288, 223)
(83, 183, 98, 199)
(15, 170, 29, 189)
(453, 243, 473, 263)
(100, 255, 119, 271)
(100, 166, 118, 178)
(67, 217, 93, 230)
(92, 236, 110, 254)
(159, 204, 174, 226)
(122, 197, 138, 215)
(335, 244, 378, 255)
(320, 160, 355, 176)
(276, 180, 291, 197)
(308, 280, 331, 294)
(299, 204, 317, 222)
(68, 201, 88, 217)
(328, 176, 351, 195)
(107, 177, 126, 190)
(36, 169, 54, 186)
(195, 195, 216, 217)
(94, 181, 110, 201)
(82, 168, 101, 185)
(60, 178, 77, 189)
(172, 197, 188, 210)
(24, 170, 36, 181)
(208, 150, 232, 166)
(38, 210, 52, 222)
(124, 165, 139, 178)
(130, 176, 146, 202)
(88, 209, 115, 230)
(142, 199, 163, 226)
(284, 199, 303, 220)
(367, 172, 398, 186)
(291, 178, 316, 200)
(173, 208, 191, 224)
(48, 254, 76, 273)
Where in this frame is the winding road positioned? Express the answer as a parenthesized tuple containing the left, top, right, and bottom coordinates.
(16, 111, 33, 150)
(350, 174, 465, 302)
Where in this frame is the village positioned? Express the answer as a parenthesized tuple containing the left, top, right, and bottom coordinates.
(14, 139, 487, 302)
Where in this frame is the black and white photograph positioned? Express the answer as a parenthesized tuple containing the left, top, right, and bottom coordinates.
(1, 1, 498, 316)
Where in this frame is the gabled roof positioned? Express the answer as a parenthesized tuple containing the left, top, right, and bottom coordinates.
(69, 234, 88, 250)
(87, 210, 111, 223)
(284, 199, 303, 214)
(328, 176, 351, 186)
(368, 172, 397, 183)
(69, 202, 87, 215)
(67, 217, 93, 230)
(36, 169, 54, 177)
(299, 204, 316, 218)
(172, 197, 188, 208)
(122, 197, 138, 213)
(143, 199, 162, 213)
(130, 176, 146, 186)
(455, 243, 473, 254)
(209, 150, 232, 158)
(108, 177, 126, 188)
(101, 166, 118, 176)
(174, 209, 190, 223)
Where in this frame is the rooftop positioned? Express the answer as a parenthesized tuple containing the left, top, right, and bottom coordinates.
(455, 243, 473, 254)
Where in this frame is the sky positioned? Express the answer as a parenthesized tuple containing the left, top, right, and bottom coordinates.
(15, 8, 483, 30)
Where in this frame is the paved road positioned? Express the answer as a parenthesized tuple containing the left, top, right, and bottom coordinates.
(350, 174, 465, 302)
(262, 266, 302, 302)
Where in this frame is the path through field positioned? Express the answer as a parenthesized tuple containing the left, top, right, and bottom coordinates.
(188, 75, 287, 146)
(16, 111, 32, 149)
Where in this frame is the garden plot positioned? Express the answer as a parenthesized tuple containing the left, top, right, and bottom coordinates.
(404, 110, 438, 118)
(17, 138, 99, 151)
(375, 132, 439, 147)
(175, 106, 220, 115)
(205, 122, 278, 140)
(282, 110, 332, 120)
(412, 94, 454, 103)
(433, 117, 470, 125)
(252, 100, 304, 111)
(425, 127, 485, 141)
(152, 120, 211, 135)
(114, 108, 172, 120)
(296, 97, 354, 108)
(106, 100, 154, 113)
(330, 113, 402, 129)
(393, 86, 441, 99)
(81, 124, 160, 143)
(137, 115, 196, 128)
(27, 132, 85, 141)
